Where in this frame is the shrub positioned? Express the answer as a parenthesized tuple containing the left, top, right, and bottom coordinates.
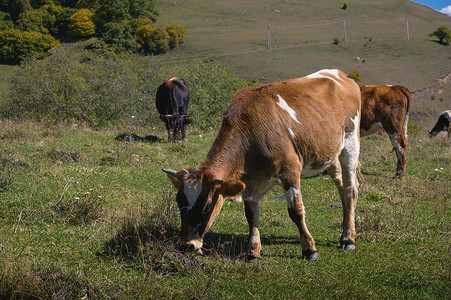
(0, 28, 60, 63)
(135, 25, 173, 54)
(134, 23, 154, 53)
(342, 2, 348, 10)
(100, 22, 136, 53)
(68, 8, 95, 39)
(348, 69, 363, 82)
(165, 23, 186, 48)
(3, 46, 249, 128)
(147, 27, 169, 54)
(429, 25, 451, 44)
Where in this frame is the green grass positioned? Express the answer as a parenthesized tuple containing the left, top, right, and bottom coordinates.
(0, 2, 450, 296)
(0, 121, 449, 298)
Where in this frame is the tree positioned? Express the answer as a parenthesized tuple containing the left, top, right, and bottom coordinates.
(94, 0, 160, 29)
(128, 17, 153, 34)
(17, 6, 55, 34)
(100, 22, 136, 53)
(68, 8, 95, 39)
(0, 12, 14, 31)
(0, 0, 32, 21)
(429, 25, 451, 44)
(0, 28, 60, 63)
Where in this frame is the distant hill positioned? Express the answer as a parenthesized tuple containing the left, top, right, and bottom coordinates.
(154, 0, 451, 127)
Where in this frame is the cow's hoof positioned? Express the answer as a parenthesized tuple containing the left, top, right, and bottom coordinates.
(302, 249, 319, 261)
(247, 255, 262, 264)
(340, 240, 356, 250)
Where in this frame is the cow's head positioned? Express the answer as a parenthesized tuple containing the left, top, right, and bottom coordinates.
(429, 129, 438, 137)
(160, 115, 192, 141)
(163, 168, 245, 252)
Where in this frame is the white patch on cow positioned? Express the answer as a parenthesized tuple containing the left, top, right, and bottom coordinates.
(277, 95, 302, 125)
(231, 194, 243, 203)
(301, 161, 332, 178)
(386, 84, 393, 87)
(307, 69, 343, 86)
(389, 133, 403, 162)
(441, 110, 451, 121)
(342, 112, 360, 186)
(285, 187, 300, 209)
(288, 127, 296, 139)
(403, 113, 409, 138)
(249, 227, 261, 247)
(186, 239, 203, 250)
(361, 121, 383, 137)
(183, 180, 202, 208)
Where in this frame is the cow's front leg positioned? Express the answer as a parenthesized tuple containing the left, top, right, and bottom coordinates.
(284, 184, 318, 261)
(244, 200, 261, 263)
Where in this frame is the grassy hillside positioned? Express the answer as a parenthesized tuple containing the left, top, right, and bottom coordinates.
(155, 0, 450, 85)
(153, 0, 451, 127)
(0, 121, 449, 298)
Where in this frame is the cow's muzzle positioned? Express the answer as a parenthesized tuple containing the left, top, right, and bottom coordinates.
(182, 239, 203, 255)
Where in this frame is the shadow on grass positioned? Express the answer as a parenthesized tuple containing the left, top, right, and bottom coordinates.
(115, 132, 163, 143)
(102, 215, 347, 265)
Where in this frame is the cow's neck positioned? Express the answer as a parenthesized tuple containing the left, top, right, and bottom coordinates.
(200, 125, 246, 181)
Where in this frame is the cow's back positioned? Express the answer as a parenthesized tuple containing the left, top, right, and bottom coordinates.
(156, 80, 172, 115)
(360, 85, 410, 131)
(219, 70, 360, 178)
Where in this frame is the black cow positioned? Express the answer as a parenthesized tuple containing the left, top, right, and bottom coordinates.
(429, 110, 451, 137)
(156, 77, 191, 142)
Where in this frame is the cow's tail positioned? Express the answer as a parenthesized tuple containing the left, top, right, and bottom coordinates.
(400, 86, 412, 140)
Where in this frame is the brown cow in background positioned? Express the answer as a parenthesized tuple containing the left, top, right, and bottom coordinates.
(359, 85, 411, 179)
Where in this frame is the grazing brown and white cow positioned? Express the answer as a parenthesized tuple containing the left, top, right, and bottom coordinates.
(359, 85, 411, 179)
(156, 77, 191, 142)
(163, 69, 361, 262)
(429, 110, 451, 137)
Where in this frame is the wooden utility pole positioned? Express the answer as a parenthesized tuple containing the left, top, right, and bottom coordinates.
(267, 25, 279, 49)
(406, 19, 410, 40)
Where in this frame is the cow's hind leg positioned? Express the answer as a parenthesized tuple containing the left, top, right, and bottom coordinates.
(388, 131, 406, 179)
(244, 200, 262, 263)
(281, 174, 318, 261)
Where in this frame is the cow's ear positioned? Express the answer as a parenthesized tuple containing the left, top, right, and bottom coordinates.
(162, 168, 185, 190)
(218, 179, 245, 198)
(184, 117, 192, 124)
